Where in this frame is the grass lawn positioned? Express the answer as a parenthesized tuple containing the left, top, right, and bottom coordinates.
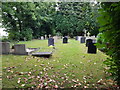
(2, 39, 115, 88)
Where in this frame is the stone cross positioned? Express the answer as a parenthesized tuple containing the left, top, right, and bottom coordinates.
(87, 32, 90, 37)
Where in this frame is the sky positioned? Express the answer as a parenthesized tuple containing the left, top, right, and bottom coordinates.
(0, 22, 8, 36)
(0, 28, 8, 36)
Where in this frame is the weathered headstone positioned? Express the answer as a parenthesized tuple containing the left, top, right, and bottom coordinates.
(45, 34, 47, 39)
(75, 36, 78, 40)
(86, 39, 93, 47)
(63, 36, 68, 43)
(0, 42, 10, 54)
(48, 37, 54, 46)
(41, 36, 44, 40)
(14, 44, 27, 55)
(87, 42, 97, 54)
(80, 36, 86, 43)
(77, 36, 82, 41)
(54, 36, 58, 43)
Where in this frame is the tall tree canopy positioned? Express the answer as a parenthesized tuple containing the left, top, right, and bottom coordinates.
(2, 2, 99, 41)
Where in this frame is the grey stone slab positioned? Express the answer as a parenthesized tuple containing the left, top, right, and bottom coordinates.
(32, 52, 52, 58)
(14, 44, 27, 55)
(0, 42, 10, 54)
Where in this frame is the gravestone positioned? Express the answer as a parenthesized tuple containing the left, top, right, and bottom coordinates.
(0, 42, 10, 54)
(48, 37, 54, 46)
(80, 36, 86, 43)
(86, 39, 93, 47)
(41, 36, 44, 40)
(63, 36, 68, 43)
(75, 36, 78, 40)
(54, 36, 58, 43)
(87, 42, 97, 54)
(45, 35, 47, 39)
(14, 44, 27, 55)
(32, 52, 52, 58)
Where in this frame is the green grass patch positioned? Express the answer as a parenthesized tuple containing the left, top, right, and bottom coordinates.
(2, 39, 115, 88)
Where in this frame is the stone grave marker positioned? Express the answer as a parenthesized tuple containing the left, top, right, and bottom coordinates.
(14, 44, 38, 55)
(80, 36, 86, 43)
(45, 34, 47, 39)
(86, 39, 93, 47)
(14, 44, 27, 55)
(48, 36, 54, 46)
(0, 42, 10, 54)
(63, 36, 68, 43)
(32, 52, 52, 58)
(87, 42, 97, 54)
(75, 36, 78, 40)
(41, 36, 44, 40)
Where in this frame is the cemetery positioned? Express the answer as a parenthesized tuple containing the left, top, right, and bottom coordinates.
(1, 1, 120, 89)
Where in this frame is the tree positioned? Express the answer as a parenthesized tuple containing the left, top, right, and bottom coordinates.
(54, 2, 99, 37)
(97, 2, 120, 86)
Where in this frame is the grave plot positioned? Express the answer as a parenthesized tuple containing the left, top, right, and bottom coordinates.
(32, 52, 52, 58)
(13, 44, 39, 55)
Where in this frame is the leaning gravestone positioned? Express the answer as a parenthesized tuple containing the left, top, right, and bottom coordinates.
(63, 36, 68, 43)
(14, 44, 27, 55)
(0, 42, 10, 54)
(80, 36, 86, 43)
(87, 42, 97, 54)
(48, 37, 54, 46)
(86, 39, 93, 47)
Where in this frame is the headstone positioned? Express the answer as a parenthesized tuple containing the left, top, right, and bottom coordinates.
(48, 37, 54, 46)
(14, 44, 27, 55)
(32, 52, 52, 58)
(0, 42, 10, 54)
(45, 35, 47, 39)
(54, 36, 58, 43)
(41, 36, 44, 40)
(63, 36, 68, 43)
(75, 36, 78, 40)
(80, 36, 86, 43)
(77, 36, 82, 41)
(87, 42, 97, 54)
(86, 39, 93, 47)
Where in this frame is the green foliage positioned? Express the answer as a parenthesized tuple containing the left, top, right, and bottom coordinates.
(2, 2, 99, 40)
(55, 2, 99, 36)
(98, 2, 120, 86)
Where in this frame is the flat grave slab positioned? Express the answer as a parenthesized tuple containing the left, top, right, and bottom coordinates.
(32, 52, 52, 58)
